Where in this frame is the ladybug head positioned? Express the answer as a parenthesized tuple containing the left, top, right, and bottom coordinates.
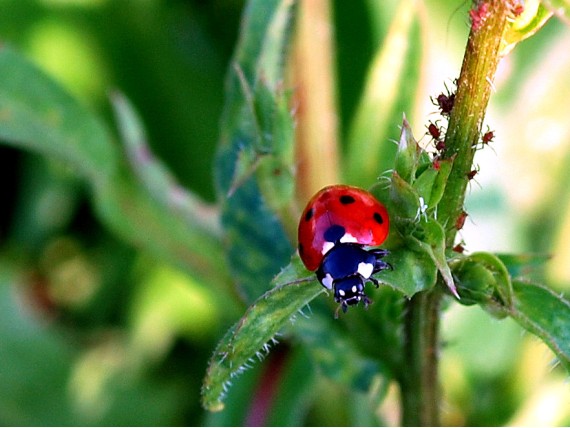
(333, 276, 371, 316)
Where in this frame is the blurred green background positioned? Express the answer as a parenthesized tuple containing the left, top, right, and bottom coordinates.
(1, 0, 570, 425)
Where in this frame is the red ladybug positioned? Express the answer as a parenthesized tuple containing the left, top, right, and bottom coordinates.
(298, 185, 391, 314)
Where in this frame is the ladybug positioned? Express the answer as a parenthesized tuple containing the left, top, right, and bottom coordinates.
(298, 185, 391, 314)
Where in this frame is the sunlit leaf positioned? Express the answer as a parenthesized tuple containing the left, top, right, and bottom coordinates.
(346, 0, 421, 186)
(540, 0, 570, 25)
(0, 46, 118, 186)
(500, 0, 553, 55)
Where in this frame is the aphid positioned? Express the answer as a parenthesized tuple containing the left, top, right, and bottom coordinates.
(470, 2, 490, 31)
(455, 210, 468, 231)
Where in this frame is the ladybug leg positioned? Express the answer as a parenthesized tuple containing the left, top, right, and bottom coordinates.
(374, 260, 394, 273)
(368, 275, 380, 288)
(373, 259, 392, 273)
(369, 248, 392, 273)
(370, 248, 389, 258)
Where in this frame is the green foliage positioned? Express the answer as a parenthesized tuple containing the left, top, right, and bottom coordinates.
(0, 47, 118, 185)
(510, 280, 570, 372)
(214, 0, 297, 303)
(345, 0, 422, 185)
(1, 0, 570, 426)
(543, 0, 570, 23)
(201, 256, 323, 411)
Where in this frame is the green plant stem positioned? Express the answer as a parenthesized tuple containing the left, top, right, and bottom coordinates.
(439, 0, 510, 245)
(400, 289, 441, 426)
(401, 2, 511, 425)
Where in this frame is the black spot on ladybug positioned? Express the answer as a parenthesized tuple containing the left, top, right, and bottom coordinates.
(324, 224, 346, 243)
(373, 212, 384, 224)
(339, 195, 356, 205)
(298, 243, 304, 256)
(304, 208, 314, 222)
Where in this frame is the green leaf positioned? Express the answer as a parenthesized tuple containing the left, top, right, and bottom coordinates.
(407, 219, 458, 298)
(380, 247, 437, 297)
(0, 46, 118, 186)
(542, 0, 570, 24)
(382, 119, 451, 226)
(393, 116, 422, 183)
(497, 253, 550, 278)
(509, 280, 570, 373)
(215, 0, 297, 303)
(94, 170, 230, 290)
(426, 158, 453, 208)
(451, 252, 513, 315)
(388, 171, 422, 221)
(293, 312, 385, 392)
(0, 267, 77, 426)
(201, 256, 325, 412)
(346, 0, 421, 186)
(110, 92, 221, 237)
(0, 47, 229, 290)
(253, 83, 296, 222)
(371, 175, 442, 297)
(227, 71, 295, 224)
(501, 0, 554, 55)
(265, 349, 316, 426)
(452, 255, 570, 373)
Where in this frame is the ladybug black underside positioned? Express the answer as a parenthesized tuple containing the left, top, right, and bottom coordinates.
(316, 243, 390, 308)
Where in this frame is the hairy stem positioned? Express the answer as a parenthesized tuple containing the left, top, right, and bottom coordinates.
(400, 289, 442, 426)
(401, 1, 511, 425)
(439, 0, 510, 244)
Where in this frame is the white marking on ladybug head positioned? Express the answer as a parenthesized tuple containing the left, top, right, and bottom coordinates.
(338, 289, 346, 297)
(357, 262, 374, 279)
(321, 274, 334, 290)
(352, 285, 357, 293)
(340, 233, 358, 244)
(321, 241, 335, 255)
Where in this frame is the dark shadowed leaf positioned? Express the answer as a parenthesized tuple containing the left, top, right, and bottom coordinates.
(214, 0, 297, 303)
